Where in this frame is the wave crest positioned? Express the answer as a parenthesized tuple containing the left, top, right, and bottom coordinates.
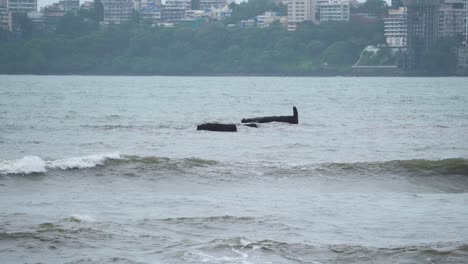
(1, 154, 466, 177)
(0, 153, 121, 175)
(322, 158, 468, 176)
(0, 156, 47, 175)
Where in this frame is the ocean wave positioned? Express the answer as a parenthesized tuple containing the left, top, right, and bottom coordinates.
(185, 237, 468, 264)
(68, 214, 96, 223)
(0, 156, 47, 175)
(1, 153, 466, 177)
(0, 153, 121, 175)
(321, 158, 468, 176)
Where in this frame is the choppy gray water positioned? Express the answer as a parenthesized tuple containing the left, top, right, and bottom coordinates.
(1, 76, 468, 264)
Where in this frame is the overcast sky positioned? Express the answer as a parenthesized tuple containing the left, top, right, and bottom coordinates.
(37, 0, 392, 10)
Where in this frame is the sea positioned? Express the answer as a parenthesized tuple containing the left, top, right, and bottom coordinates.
(0, 75, 467, 264)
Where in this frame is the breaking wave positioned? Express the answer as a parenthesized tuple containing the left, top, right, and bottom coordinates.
(1, 153, 467, 177)
(0, 153, 121, 175)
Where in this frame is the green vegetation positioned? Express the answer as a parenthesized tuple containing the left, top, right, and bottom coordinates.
(0, 0, 460, 76)
(351, 0, 388, 17)
(226, 0, 287, 24)
(357, 46, 396, 66)
(0, 15, 385, 75)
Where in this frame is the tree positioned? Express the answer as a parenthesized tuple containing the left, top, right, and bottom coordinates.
(11, 13, 35, 38)
(56, 13, 98, 37)
(321, 41, 361, 66)
(362, 0, 388, 17)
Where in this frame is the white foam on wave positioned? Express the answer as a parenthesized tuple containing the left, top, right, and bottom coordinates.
(69, 214, 95, 223)
(0, 152, 121, 175)
(0, 156, 47, 175)
(185, 249, 252, 264)
(47, 152, 121, 170)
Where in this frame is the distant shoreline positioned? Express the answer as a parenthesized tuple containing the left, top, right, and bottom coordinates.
(1, 72, 465, 77)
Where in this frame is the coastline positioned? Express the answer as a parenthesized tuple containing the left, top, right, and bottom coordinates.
(1, 72, 466, 77)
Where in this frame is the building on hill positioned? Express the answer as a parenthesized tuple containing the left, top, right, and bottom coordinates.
(438, 0, 466, 38)
(318, 0, 350, 22)
(350, 13, 378, 23)
(284, 0, 319, 31)
(198, 0, 226, 10)
(41, 2, 66, 19)
(384, 7, 407, 48)
(0, 5, 12, 31)
(403, 0, 440, 72)
(101, 0, 133, 24)
(256, 11, 287, 28)
(392, 0, 403, 8)
(206, 5, 231, 20)
(456, 0, 468, 75)
(61, 0, 79, 13)
(139, 0, 162, 22)
(162, 0, 190, 21)
(7, 0, 37, 13)
(80, 0, 94, 11)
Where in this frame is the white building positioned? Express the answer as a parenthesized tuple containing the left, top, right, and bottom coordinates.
(284, 0, 319, 31)
(80, 1, 94, 11)
(199, 0, 227, 10)
(140, 0, 161, 22)
(0, 5, 12, 31)
(162, 0, 190, 21)
(102, 0, 133, 24)
(61, 0, 79, 13)
(7, 0, 37, 13)
(184, 9, 204, 19)
(384, 7, 407, 48)
(256, 11, 286, 28)
(206, 4, 231, 20)
(318, 0, 350, 22)
(439, 0, 466, 38)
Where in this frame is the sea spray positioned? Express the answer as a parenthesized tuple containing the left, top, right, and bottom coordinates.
(0, 156, 47, 175)
(0, 153, 121, 175)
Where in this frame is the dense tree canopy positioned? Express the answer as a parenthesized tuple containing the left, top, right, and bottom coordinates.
(0, 0, 459, 76)
(226, 0, 287, 24)
(0, 19, 386, 75)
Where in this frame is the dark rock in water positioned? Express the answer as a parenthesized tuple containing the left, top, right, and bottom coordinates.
(197, 123, 237, 132)
(241, 106, 298, 124)
(244, 123, 258, 128)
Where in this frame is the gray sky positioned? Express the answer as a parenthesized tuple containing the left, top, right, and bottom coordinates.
(37, 0, 391, 10)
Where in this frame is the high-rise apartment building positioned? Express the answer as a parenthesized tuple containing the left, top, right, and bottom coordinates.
(384, 7, 407, 48)
(466, 0, 468, 46)
(318, 0, 350, 22)
(439, 0, 466, 37)
(0, 5, 12, 31)
(7, 0, 37, 13)
(284, 0, 318, 31)
(102, 0, 133, 24)
(140, 0, 161, 22)
(403, 0, 440, 71)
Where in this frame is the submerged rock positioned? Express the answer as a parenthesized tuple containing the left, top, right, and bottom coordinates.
(197, 123, 237, 132)
(241, 106, 298, 124)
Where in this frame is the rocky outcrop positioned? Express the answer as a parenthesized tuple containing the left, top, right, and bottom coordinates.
(241, 106, 298, 124)
(197, 123, 237, 132)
